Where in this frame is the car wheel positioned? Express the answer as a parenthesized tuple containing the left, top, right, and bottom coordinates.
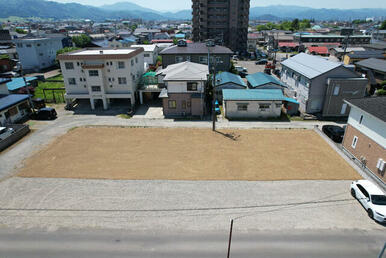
(351, 188, 356, 198)
(367, 209, 374, 219)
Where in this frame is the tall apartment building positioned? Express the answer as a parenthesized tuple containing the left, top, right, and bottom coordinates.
(58, 48, 144, 110)
(192, 0, 250, 54)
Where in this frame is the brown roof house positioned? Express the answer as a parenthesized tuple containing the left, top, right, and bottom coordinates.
(158, 61, 209, 118)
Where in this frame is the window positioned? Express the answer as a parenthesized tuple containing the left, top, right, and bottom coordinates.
(276, 103, 282, 108)
(39, 53, 43, 56)
(91, 86, 101, 92)
(199, 56, 208, 64)
(118, 77, 127, 85)
(168, 100, 177, 109)
(131, 60, 134, 66)
(68, 78, 76, 85)
(26, 44, 32, 48)
(77, 62, 80, 66)
(259, 104, 271, 110)
(8, 107, 18, 116)
(340, 103, 347, 115)
(237, 104, 248, 111)
(182, 100, 186, 109)
(351, 136, 358, 149)
(175, 56, 184, 63)
(187, 82, 198, 91)
(88, 70, 99, 77)
(65, 62, 74, 70)
(135, 57, 138, 63)
(359, 115, 363, 124)
(144, 54, 150, 57)
(333, 85, 340, 96)
(118, 61, 125, 69)
(17, 43, 23, 48)
(80, 78, 83, 82)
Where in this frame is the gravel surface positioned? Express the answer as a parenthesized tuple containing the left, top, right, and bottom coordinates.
(0, 178, 382, 232)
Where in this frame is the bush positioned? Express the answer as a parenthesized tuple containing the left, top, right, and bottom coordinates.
(376, 89, 386, 96)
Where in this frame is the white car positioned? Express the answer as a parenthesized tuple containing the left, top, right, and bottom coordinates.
(350, 180, 386, 223)
(234, 66, 247, 73)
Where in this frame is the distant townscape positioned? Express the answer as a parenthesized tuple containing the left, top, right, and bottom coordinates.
(0, 1, 385, 256)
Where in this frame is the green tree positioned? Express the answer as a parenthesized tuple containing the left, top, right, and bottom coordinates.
(256, 24, 268, 31)
(380, 20, 386, 30)
(299, 19, 311, 30)
(15, 28, 27, 34)
(56, 47, 80, 57)
(72, 35, 92, 48)
(291, 19, 300, 31)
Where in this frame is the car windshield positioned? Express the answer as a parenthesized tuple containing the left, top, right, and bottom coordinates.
(371, 195, 386, 205)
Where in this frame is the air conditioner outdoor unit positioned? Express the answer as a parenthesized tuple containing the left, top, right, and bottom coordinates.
(377, 159, 385, 171)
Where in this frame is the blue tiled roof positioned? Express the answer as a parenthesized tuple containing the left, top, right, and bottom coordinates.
(246, 72, 286, 88)
(216, 72, 246, 87)
(6, 77, 37, 91)
(223, 89, 298, 104)
(0, 94, 29, 111)
(0, 78, 12, 84)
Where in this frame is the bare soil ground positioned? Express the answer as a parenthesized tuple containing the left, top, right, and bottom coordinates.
(17, 127, 361, 181)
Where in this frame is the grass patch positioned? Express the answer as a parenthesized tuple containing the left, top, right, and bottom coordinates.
(34, 75, 65, 103)
(117, 114, 132, 119)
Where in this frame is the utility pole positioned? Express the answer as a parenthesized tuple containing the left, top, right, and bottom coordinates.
(206, 39, 216, 132)
(227, 219, 234, 258)
(19, 63, 35, 112)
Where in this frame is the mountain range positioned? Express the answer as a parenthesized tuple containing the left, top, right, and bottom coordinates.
(0, 0, 385, 21)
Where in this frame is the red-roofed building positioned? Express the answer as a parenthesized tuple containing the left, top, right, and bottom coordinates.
(307, 46, 329, 56)
(278, 42, 299, 52)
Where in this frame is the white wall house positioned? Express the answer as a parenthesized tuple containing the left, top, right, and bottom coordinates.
(131, 44, 159, 66)
(222, 89, 287, 119)
(281, 53, 366, 116)
(58, 48, 144, 110)
(14, 36, 64, 72)
(0, 78, 30, 126)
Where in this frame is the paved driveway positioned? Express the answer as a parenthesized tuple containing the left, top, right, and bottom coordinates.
(133, 104, 164, 119)
(0, 178, 383, 232)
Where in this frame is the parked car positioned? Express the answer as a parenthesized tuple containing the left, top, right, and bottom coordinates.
(265, 62, 276, 69)
(232, 55, 239, 61)
(235, 66, 247, 73)
(239, 71, 248, 78)
(273, 69, 281, 77)
(263, 68, 271, 75)
(0, 127, 15, 140)
(31, 107, 57, 120)
(255, 59, 268, 65)
(351, 180, 386, 223)
(214, 100, 221, 115)
(322, 125, 345, 143)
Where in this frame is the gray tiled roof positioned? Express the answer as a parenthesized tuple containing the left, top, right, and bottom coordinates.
(160, 43, 233, 55)
(346, 97, 386, 122)
(355, 58, 386, 73)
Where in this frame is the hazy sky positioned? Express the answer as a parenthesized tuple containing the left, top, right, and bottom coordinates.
(53, 0, 386, 11)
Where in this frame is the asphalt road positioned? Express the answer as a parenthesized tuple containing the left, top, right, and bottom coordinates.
(0, 228, 384, 258)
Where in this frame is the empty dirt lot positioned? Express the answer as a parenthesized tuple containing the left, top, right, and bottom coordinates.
(18, 127, 361, 181)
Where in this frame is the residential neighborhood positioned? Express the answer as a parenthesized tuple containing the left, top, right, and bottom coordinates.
(0, 0, 385, 257)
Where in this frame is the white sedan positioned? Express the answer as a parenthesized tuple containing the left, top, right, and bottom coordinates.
(351, 180, 386, 223)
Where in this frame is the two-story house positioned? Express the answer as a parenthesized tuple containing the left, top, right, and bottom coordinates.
(14, 36, 65, 72)
(342, 97, 386, 184)
(131, 44, 159, 66)
(281, 53, 368, 117)
(160, 41, 233, 72)
(58, 48, 144, 110)
(157, 61, 208, 117)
